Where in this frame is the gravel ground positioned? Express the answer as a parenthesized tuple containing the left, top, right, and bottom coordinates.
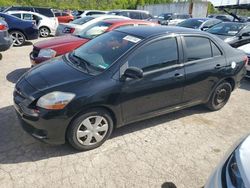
(0, 39, 250, 188)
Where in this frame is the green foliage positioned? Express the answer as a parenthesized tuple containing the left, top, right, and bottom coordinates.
(0, 0, 173, 10)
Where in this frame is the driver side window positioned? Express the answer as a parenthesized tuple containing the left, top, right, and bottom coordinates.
(128, 37, 179, 72)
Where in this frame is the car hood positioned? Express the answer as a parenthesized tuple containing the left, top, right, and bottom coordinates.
(236, 135, 250, 188)
(34, 35, 89, 49)
(238, 44, 250, 55)
(25, 56, 92, 91)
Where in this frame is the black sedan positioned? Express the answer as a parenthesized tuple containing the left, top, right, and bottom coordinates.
(207, 22, 250, 48)
(14, 26, 247, 151)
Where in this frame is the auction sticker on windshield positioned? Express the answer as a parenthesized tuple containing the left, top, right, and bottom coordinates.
(123, 35, 141, 43)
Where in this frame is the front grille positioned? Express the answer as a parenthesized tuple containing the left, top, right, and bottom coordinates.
(32, 47, 40, 58)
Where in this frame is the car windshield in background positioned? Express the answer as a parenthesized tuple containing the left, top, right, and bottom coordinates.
(207, 22, 245, 36)
(177, 19, 204, 29)
(77, 22, 112, 39)
(71, 16, 94, 25)
(72, 31, 142, 73)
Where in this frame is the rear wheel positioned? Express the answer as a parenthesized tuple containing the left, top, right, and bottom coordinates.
(206, 81, 232, 111)
(39, 27, 50, 38)
(67, 109, 114, 151)
(10, 31, 26, 46)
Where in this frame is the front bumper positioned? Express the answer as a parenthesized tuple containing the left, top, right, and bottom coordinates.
(13, 83, 70, 145)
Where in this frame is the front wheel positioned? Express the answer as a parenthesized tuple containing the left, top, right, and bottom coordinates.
(67, 109, 114, 151)
(206, 81, 232, 111)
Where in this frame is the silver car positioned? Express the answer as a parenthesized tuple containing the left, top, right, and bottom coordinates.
(205, 134, 250, 188)
(55, 14, 129, 36)
(0, 19, 12, 52)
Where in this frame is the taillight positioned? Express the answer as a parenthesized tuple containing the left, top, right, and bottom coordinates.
(243, 55, 249, 66)
(63, 27, 75, 33)
(0, 24, 8, 30)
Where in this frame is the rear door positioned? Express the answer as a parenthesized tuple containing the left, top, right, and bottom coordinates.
(120, 36, 185, 122)
(181, 35, 226, 104)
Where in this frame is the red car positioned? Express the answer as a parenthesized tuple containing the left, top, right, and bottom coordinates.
(55, 12, 74, 23)
(30, 19, 157, 65)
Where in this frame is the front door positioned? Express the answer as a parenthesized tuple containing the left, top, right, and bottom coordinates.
(119, 36, 185, 123)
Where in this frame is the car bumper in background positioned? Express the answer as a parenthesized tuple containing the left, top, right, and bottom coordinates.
(0, 33, 12, 52)
(25, 28, 39, 40)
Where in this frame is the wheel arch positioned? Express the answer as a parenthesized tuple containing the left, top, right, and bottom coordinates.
(8, 29, 27, 39)
(65, 105, 118, 139)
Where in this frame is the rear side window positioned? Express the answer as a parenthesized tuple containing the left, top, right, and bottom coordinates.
(62, 13, 68, 16)
(141, 13, 151, 19)
(128, 37, 178, 72)
(211, 41, 222, 56)
(12, 13, 21, 19)
(184, 37, 212, 61)
(129, 12, 141, 19)
(35, 8, 54, 17)
(54, 12, 61, 17)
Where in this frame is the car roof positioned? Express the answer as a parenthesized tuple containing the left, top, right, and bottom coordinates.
(109, 9, 149, 13)
(103, 19, 154, 24)
(116, 26, 207, 38)
(6, 10, 44, 16)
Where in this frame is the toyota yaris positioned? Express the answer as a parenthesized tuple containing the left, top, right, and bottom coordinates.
(14, 26, 247, 151)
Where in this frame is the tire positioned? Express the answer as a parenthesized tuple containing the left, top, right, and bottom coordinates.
(9, 31, 26, 46)
(206, 81, 232, 111)
(67, 109, 114, 151)
(39, 27, 50, 38)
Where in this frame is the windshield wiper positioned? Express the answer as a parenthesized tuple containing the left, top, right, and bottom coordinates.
(70, 52, 91, 74)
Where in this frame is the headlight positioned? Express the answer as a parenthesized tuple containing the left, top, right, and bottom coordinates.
(38, 48, 57, 58)
(37, 91, 75, 110)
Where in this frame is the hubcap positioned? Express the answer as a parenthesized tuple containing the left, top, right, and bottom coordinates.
(40, 28, 49, 37)
(11, 32, 24, 46)
(76, 116, 109, 146)
(215, 88, 227, 104)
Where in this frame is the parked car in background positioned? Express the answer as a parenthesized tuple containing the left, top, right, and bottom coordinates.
(205, 134, 250, 188)
(238, 43, 250, 78)
(30, 19, 156, 65)
(55, 14, 129, 36)
(108, 9, 153, 20)
(0, 13, 38, 46)
(71, 10, 84, 19)
(78, 10, 107, 18)
(207, 22, 250, 48)
(177, 18, 222, 30)
(153, 13, 191, 25)
(15, 26, 247, 150)
(3, 6, 55, 18)
(207, 14, 233, 22)
(0, 19, 12, 51)
(55, 11, 74, 23)
(7, 11, 58, 37)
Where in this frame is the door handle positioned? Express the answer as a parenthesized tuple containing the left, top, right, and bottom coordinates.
(174, 73, 184, 79)
(215, 64, 222, 69)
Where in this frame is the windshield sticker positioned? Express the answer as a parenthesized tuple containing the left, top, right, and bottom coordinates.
(228, 31, 238, 34)
(123, 35, 141, 43)
(98, 64, 108, 69)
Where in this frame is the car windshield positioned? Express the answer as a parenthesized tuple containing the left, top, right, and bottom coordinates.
(207, 22, 245, 36)
(71, 16, 94, 25)
(76, 21, 112, 39)
(177, 19, 205, 29)
(72, 31, 142, 74)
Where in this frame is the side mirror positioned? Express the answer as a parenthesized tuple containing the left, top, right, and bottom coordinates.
(201, 26, 209, 31)
(241, 32, 250, 37)
(122, 67, 143, 80)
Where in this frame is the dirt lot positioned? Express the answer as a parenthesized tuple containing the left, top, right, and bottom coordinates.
(0, 39, 250, 188)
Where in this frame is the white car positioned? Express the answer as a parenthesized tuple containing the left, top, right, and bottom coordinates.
(79, 10, 107, 18)
(6, 11, 58, 37)
(238, 44, 250, 78)
(55, 14, 130, 36)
